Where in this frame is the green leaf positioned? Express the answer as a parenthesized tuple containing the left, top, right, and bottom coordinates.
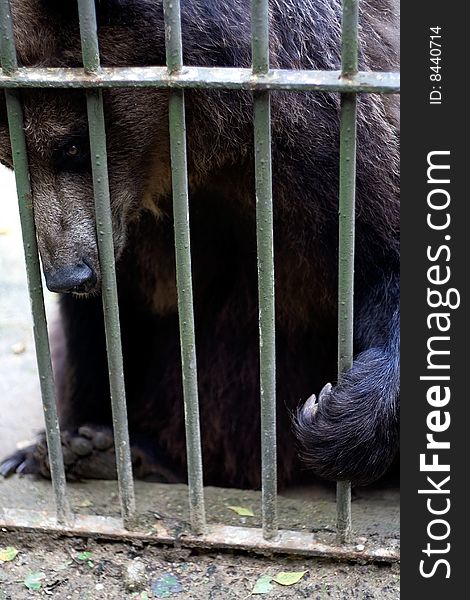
(252, 574, 273, 594)
(77, 551, 93, 561)
(24, 572, 46, 591)
(272, 571, 308, 586)
(227, 506, 255, 517)
(0, 547, 18, 562)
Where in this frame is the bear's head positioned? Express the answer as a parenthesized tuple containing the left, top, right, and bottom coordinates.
(0, 1, 175, 295)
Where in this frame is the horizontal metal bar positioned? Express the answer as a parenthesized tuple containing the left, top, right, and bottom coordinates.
(0, 508, 400, 562)
(0, 66, 400, 93)
(77, 0, 136, 527)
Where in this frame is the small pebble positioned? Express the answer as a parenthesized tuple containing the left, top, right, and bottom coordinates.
(11, 342, 26, 355)
(124, 558, 147, 592)
(355, 544, 365, 552)
(357, 537, 368, 544)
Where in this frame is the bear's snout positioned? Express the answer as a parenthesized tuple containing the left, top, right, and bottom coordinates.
(45, 260, 97, 295)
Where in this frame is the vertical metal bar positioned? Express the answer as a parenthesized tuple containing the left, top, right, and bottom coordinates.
(76, 0, 100, 72)
(77, 0, 135, 526)
(0, 0, 70, 524)
(336, 0, 359, 544)
(252, 0, 277, 540)
(163, 0, 206, 535)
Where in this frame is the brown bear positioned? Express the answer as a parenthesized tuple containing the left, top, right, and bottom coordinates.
(0, 0, 399, 489)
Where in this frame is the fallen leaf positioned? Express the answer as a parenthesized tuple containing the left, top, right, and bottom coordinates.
(24, 572, 46, 591)
(151, 573, 183, 598)
(0, 547, 18, 562)
(77, 499, 93, 508)
(228, 505, 255, 517)
(272, 571, 308, 586)
(252, 574, 273, 595)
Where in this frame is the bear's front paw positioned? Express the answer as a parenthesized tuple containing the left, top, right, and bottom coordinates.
(295, 374, 398, 485)
(0, 426, 117, 480)
(1, 425, 183, 483)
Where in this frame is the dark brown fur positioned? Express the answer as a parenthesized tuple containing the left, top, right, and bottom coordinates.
(0, 0, 400, 488)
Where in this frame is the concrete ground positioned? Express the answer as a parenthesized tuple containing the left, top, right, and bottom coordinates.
(0, 165, 400, 598)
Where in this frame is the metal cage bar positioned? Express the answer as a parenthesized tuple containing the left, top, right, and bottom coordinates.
(251, 0, 277, 540)
(77, 0, 136, 526)
(0, 66, 399, 93)
(0, 0, 401, 553)
(336, 0, 360, 543)
(163, 0, 206, 535)
(0, 0, 70, 524)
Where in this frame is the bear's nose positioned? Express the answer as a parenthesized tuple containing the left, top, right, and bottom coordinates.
(45, 261, 97, 294)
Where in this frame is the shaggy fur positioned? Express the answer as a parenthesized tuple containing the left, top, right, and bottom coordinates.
(0, 0, 399, 488)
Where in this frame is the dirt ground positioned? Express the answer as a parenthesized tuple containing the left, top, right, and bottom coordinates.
(0, 165, 400, 598)
(0, 531, 400, 600)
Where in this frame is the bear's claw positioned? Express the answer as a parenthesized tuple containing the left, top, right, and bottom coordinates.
(295, 373, 398, 485)
(0, 451, 39, 478)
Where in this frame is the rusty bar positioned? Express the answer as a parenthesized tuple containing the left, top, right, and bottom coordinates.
(0, 508, 400, 563)
(0, 66, 400, 93)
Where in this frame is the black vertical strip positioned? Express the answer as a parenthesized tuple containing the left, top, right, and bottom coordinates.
(401, 1, 467, 596)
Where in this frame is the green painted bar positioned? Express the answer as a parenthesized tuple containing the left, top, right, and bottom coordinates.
(0, 0, 70, 524)
(0, 0, 16, 74)
(0, 66, 400, 93)
(336, 92, 356, 544)
(163, 0, 184, 74)
(336, 0, 360, 544)
(163, 0, 206, 535)
(0, 0, 400, 552)
(251, 0, 269, 75)
(77, 0, 136, 525)
(252, 0, 277, 540)
(76, 0, 100, 72)
(341, 0, 359, 76)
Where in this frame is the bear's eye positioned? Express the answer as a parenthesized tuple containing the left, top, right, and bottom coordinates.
(53, 138, 91, 173)
(65, 144, 79, 158)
